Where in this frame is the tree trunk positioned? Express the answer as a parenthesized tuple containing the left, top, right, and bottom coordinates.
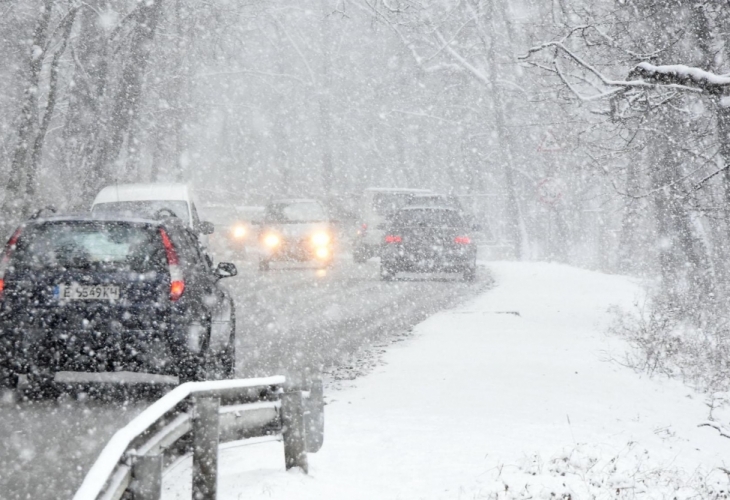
(27, 7, 79, 204)
(319, 0, 335, 199)
(87, 0, 162, 195)
(62, 1, 110, 208)
(2, 0, 53, 221)
(481, 0, 524, 258)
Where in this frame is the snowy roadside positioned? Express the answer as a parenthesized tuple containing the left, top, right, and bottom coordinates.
(162, 262, 730, 499)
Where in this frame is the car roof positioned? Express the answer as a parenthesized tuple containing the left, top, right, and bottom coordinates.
(26, 214, 184, 228)
(92, 183, 191, 204)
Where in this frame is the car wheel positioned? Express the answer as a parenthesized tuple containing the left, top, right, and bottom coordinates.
(220, 305, 236, 379)
(353, 246, 368, 264)
(463, 264, 477, 282)
(0, 364, 18, 390)
(176, 318, 213, 382)
(24, 371, 58, 400)
(178, 356, 204, 383)
(258, 258, 270, 272)
(380, 264, 396, 281)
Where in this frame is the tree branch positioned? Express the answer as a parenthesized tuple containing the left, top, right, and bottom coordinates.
(699, 421, 730, 439)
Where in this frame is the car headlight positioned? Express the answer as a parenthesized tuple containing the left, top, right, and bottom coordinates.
(263, 233, 281, 248)
(311, 232, 330, 246)
(232, 225, 247, 239)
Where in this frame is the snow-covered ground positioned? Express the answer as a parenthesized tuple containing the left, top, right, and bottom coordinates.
(163, 262, 730, 499)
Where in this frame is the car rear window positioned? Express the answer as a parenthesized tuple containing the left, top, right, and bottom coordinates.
(372, 193, 413, 216)
(92, 200, 189, 222)
(10, 222, 166, 273)
(391, 209, 465, 228)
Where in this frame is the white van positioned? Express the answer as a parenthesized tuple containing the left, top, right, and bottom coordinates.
(91, 183, 213, 235)
(352, 187, 431, 263)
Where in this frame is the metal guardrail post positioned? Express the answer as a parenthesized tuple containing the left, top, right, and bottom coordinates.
(131, 454, 163, 500)
(193, 396, 220, 500)
(280, 391, 308, 473)
(304, 378, 325, 453)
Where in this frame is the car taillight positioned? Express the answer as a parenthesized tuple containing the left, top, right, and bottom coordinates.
(0, 227, 23, 298)
(159, 228, 185, 301)
(454, 236, 471, 244)
(385, 235, 402, 243)
(357, 223, 368, 236)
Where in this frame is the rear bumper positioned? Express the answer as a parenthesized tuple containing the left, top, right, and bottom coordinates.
(0, 326, 184, 376)
(354, 240, 381, 255)
(381, 247, 476, 272)
(53, 370, 179, 386)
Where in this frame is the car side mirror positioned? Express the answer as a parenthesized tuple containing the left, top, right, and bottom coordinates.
(198, 221, 214, 235)
(214, 262, 237, 279)
(376, 223, 387, 230)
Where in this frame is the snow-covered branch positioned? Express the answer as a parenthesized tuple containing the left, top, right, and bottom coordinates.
(520, 41, 703, 94)
(698, 421, 730, 439)
(629, 63, 730, 93)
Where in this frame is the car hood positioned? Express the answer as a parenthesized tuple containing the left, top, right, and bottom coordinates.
(263, 222, 332, 239)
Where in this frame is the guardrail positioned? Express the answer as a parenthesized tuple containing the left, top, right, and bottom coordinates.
(73, 375, 324, 500)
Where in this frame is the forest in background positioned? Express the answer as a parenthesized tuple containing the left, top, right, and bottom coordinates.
(2, 0, 730, 391)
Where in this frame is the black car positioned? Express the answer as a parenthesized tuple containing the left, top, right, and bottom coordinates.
(380, 207, 477, 281)
(0, 214, 238, 394)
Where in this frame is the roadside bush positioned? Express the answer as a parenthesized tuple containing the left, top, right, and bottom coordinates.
(608, 295, 730, 395)
(481, 443, 730, 499)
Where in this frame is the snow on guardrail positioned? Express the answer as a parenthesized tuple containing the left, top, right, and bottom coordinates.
(73, 376, 286, 500)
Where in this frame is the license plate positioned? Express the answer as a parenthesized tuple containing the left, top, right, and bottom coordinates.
(55, 284, 121, 300)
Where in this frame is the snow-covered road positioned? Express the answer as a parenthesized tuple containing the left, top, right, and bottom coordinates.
(162, 262, 730, 499)
(0, 256, 485, 500)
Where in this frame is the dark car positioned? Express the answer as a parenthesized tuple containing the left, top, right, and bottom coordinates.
(258, 199, 335, 271)
(380, 207, 477, 281)
(0, 215, 238, 395)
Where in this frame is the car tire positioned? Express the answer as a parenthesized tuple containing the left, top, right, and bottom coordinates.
(178, 355, 203, 383)
(24, 372, 58, 400)
(463, 264, 477, 282)
(220, 306, 236, 379)
(380, 264, 396, 281)
(176, 318, 212, 383)
(0, 364, 18, 390)
(258, 258, 270, 272)
(353, 246, 368, 264)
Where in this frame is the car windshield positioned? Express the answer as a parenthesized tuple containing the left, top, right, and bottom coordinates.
(10, 222, 165, 273)
(391, 209, 465, 228)
(236, 206, 264, 222)
(201, 206, 238, 225)
(92, 200, 189, 222)
(265, 202, 326, 223)
(372, 193, 414, 216)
